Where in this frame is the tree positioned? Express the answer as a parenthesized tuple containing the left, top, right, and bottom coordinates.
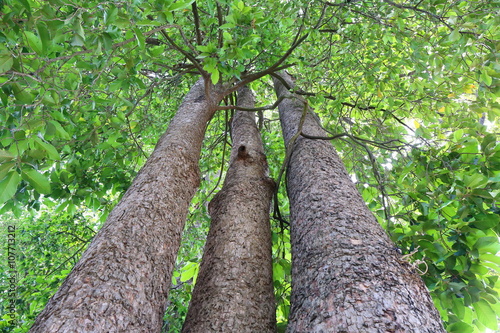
(28, 78, 224, 332)
(274, 72, 445, 331)
(182, 86, 276, 332)
(0, 0, 499, 332)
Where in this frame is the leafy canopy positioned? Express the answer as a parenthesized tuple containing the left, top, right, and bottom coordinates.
(0, 0, 499, 332)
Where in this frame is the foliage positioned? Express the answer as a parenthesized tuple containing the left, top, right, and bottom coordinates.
(0, 0, 498, 331)
(0, 211, 97, 332)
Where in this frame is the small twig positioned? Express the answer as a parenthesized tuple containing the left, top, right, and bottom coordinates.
(313, 4, 329, 30)
(44, 242, 90, 278)
(175, 25, 199, 55)
(126, 114, 148, 158)
(301, 129, 404, 151)
(225, 31, 308, 94)
(323, 0, 363, 7)
(55, 231, 88, 243)
(401, 246, 420, 261)
(216, 96, 286, 111)
(205, 109, 231, 199)
(350, 9, 393, 28)
(159, 29, 207, 78)
(349, 136, 391, 229)
(400, 246, 428, 275)
(225, 64, 295, 96)
(300, 132, 348, 140)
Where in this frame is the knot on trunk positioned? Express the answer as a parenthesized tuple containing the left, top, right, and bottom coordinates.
(237, 145, 249, 160)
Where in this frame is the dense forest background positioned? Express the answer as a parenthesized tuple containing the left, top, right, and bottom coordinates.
(0, 0, 499, 331)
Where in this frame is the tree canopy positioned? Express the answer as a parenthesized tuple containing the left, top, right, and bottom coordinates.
(0, 0, 499, 332)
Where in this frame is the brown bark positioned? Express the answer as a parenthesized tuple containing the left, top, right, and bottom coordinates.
(182, 86, 276, 333)
(29, 78, 224, 333)
(273, 72, 445, 333)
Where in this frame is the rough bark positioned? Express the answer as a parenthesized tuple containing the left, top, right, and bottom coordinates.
(182, 86, 276, 333)
(273, 72, 445, 333)
(29, 78, 224, 333)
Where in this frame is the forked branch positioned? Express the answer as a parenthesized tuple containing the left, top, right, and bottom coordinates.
(225, 32, 309, 95)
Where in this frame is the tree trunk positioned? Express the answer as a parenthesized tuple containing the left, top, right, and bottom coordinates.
(273, 73, 445, 333)
(182, 86, 276, 333)
(29, 78, 224, 333)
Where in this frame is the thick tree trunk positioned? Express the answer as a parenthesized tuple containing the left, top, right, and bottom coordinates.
(273, 73, 445, 333)
(182, 87, 276, 333)
(29, 78, 224, 333)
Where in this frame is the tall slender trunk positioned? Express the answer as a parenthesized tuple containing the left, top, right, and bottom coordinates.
(273, 73, 445, 332)
(29, 78, 224, 333)
(182, 87, 276, 333)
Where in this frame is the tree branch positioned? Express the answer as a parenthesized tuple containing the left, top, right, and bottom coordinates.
(216, 2, 224, 48)
(300, 132, 348, 140)
(323, 0, 363, 7)
(159, 29, 207, 78)
(216, 96, 286, 112)
(225, 32, 309, 95)
(175, 25, 199, 55)
(192, 2, 203, 45)
(225, 64, 296, 95)
(383, 0, 452, 30)
(35, 24, 175, 74)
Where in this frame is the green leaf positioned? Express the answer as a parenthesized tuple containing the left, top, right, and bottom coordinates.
(18, 0, 31, 13)
(0, 54, 13, 73)
(12, 83, 34, 104)
(273, 261, 285, 280)
(472, 300, 498, 330)
(25, 31, 44, 56)
(104, 5, 118, 25)
(168, 0, 195, 11)
(71, 34, 85, 47)
(451, 296, 466, 320)
(473, 237, 500, 254)
(219, 23, 236, 29)
(480, 254, 500, 267)
(481, 134, 496, 153)
(37, 22, 52, 54)
(0, 150, 15, 162)
(481, 71, 492, 86)
(34, 138, 60, 160)
(165, 11, 173, 23)
(0, 162, 15, 180)
(211, 68, 220, 85)
(453, 129, 463, 142)
(74, 20, 85, 42)
(22, 169, 51, 194)
(180, 262, 198, 282)
(49, 120, 70, 140)
(198, 43, 217, 55)
(0, 171, 20, 205)
(447, 321, 474, 333)
(464, 174, 488, 189)
(133, 28, 145, 49)
(449, 29, 461, 42)
(471, 214, 500, 230)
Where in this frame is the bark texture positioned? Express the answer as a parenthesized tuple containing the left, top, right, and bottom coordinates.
(273, 73, 445, 333)
(29, 78, 224, 333)
(182, 86, 276, 333)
